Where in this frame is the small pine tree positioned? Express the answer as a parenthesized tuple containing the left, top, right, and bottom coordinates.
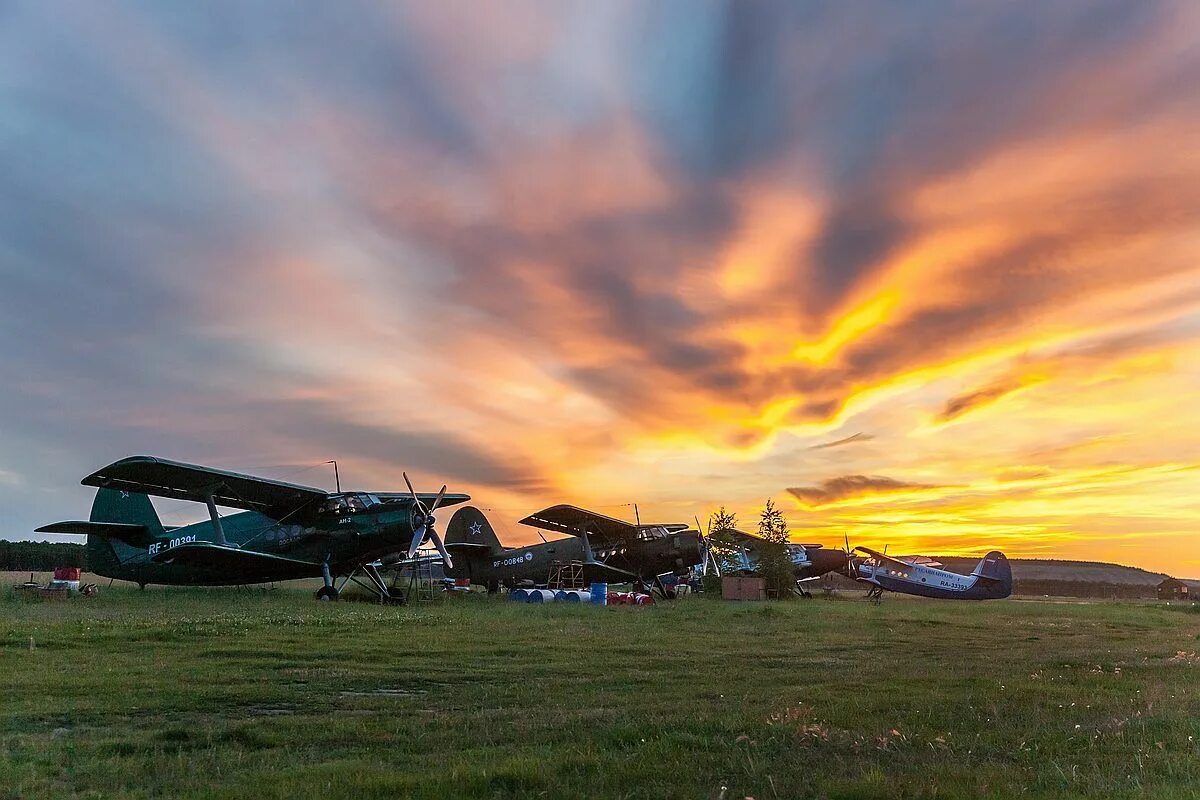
(756, 499, 795, 598)
(757, 499, 788, 543)
(705, 507, 744, 575)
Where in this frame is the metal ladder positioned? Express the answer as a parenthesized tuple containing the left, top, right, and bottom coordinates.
(547, 560, 585, 590)
(399, 557, 437, 604)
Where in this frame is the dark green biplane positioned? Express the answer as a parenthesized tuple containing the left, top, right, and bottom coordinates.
(442, 505, 705, 595)
(38, 455, 468, 600)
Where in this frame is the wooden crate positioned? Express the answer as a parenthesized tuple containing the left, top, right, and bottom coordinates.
(722, 575, 766, 601)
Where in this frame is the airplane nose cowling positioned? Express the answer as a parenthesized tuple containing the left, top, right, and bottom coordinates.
(676, 533, 703, 571)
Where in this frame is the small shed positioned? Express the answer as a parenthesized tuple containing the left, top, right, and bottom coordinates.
(1157, 577, 1190, 601)
(722, 575, 766, 601)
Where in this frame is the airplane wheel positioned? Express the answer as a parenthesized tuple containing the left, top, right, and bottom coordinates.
(315, 586, 339, 602)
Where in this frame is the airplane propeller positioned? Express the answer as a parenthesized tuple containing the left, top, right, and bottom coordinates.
(695, 516, 722, 578)
(844, 531, 859, 579)
(403, 472, 453, 569)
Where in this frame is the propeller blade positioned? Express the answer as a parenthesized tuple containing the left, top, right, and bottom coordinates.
(428, 529, 453, 569)
(427, 484, 449, 514)
(402, 471, 426, 513)
(407, 523, 427, 559)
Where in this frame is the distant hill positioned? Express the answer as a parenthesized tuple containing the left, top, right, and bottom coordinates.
(937, 557, 1173, 586)
(826, 556, 1189, 599)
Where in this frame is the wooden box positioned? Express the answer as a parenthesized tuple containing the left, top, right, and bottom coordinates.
(722, 575, 766, 601)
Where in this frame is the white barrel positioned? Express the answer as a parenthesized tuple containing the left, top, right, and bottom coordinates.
(527, 589, 557, 603)
(509, 588, 529, 602)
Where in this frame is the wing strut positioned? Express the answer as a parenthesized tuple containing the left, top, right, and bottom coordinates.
(203, 491, 229, 547)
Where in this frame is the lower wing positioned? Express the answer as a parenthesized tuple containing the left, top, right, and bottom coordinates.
(150, 542, 321, 580)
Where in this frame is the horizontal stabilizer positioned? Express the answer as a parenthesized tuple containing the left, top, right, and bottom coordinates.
(36, 521, 153, 546)
(150, 542, 320, 580)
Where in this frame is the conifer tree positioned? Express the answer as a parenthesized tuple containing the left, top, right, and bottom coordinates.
(756, 499, 795, 598)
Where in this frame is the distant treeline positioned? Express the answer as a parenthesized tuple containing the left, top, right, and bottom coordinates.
(0, 540, 86, 571)
(1012, 579, 1156, 600)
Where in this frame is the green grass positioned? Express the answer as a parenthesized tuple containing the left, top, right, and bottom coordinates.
(2, 585, 1200, 799)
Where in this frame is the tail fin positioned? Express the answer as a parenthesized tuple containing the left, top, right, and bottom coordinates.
(71, 489, 167, 576)
(90, 489, 166, 538)
(972, 551, 1012, 596)
(445, 506, 501, 553)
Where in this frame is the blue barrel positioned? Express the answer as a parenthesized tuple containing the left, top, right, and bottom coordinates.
(590, 582, 608, 605)
(558, 590, 583, 603)
(509, 588, 529, 602)
(527, 589, 556, 603)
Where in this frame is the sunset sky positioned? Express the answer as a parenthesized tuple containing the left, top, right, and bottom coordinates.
(2, 1, 1198, 573)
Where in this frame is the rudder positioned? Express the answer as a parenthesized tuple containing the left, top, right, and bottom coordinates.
(445, 506, 501, 553)
(84, 489, 165, 578)
(90, 489, 166, 538)
(971, 551, 1012, 597)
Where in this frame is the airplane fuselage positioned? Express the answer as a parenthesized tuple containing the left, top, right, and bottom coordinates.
(856, 559, 1010, 600)
(88, 499, 425, 587)
(445, 532, 704, 588)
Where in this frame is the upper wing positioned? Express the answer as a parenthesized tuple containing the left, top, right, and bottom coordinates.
(150, 542, 320, 580)
(374, 492, 471, 509)
(82, 456, 328, 520)
(853, 546, 916, 569)
(718, 529, 762, 544)
(518, 505, 639, 548)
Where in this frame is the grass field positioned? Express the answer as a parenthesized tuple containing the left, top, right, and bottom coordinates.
(3, 580, 1200, 799)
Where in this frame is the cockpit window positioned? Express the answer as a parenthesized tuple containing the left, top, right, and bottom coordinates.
(321, 497, 348, 514)
(635, 526, 669, 541)
(321, 494, 379, 514)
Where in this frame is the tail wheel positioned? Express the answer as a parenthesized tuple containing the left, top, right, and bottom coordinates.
(315, 586, 339, 602)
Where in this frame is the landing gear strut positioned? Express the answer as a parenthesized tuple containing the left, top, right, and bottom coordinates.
(316, 561, 339, 602)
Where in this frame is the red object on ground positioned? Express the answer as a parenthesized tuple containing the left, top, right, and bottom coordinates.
(454, 578, 471, 587)
(606, 591, 655, 606)
(53, 567, 81, 581)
